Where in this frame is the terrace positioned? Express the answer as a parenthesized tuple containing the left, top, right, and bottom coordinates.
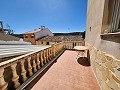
(0, 40, 120, 90)
(0, 41, 101, 90)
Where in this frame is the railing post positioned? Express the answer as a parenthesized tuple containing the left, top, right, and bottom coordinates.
(46, 49, 49, 62)
(27, 57, 33, 76)
(43, 49, 47, 64)
(11, 63, 20, 88)
(0, 68, 8, 90)
(37, 53, 40, 69)
(49, 47, 52, 59)
(32, 55, 37, 73)
(40, 51, 44, 66)
(51, 44, 55, 57)
(20, 60, 27, 82)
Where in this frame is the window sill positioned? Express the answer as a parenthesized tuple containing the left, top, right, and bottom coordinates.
(100, 32, 120, 43)
(101, 32, 120, 37)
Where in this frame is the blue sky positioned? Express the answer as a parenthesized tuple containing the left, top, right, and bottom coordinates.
(0, 0, 87, 34)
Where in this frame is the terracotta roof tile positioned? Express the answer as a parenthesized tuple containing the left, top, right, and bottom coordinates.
(38, 35, 83, 42)
(0, 33, 20, 41)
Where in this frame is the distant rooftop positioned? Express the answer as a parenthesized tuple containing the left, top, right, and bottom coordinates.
(24, 26, 49, 34)
(0, 33, 20, 41)
(38, 35, 83, 42)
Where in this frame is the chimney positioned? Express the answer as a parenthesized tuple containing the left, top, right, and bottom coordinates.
(0, 21, 4, 33)
(41, 26, 45, 30)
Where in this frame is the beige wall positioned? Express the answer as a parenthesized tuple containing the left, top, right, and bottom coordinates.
(23, 34, 36, 45)
(85, 0, 120, 59)
(85, 0, 120, 89)
(86, 43, 120, 90)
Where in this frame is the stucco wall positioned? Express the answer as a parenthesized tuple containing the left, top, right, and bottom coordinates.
(86, 43, 120, 90)
(85, 0, 120, 89)
(23, 34, 36, 45)
(85, 0, 120, 59)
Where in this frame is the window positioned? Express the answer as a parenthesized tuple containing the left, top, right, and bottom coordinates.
(108, 0, 120, 33)
(46, 42, 49, 45)
(118, 20, 120, 29)
(31, 35, 34, 38)
(41, 41, 43, 44)
(25, 35, 28, 38)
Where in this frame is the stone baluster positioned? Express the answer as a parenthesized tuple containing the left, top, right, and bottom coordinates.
(46, 49, 49, 62)
(55, 45, 57, 54)
(36, 53, 40, 69)
(65, 42, 67, 49)
(67, 42, 69, 49)
(70, 43, 72, 49)
(32, 55, 37, 73)
(47, 48, 50, 60)
(76, 42, 78, 46)
(68, 42, 70, 49)
(11, 63, 20, 88)
(20, 60, 27, 82)
(40, 51, 44, 66)
(51, 44, 55, 57)
(43, 49, 47, 64)
(49, 47, 52, 59)
(27, 57, 33, 76)
(0, 68, 8, 90)
(57, 45, 59, 53)
(64, 42, 65, 49)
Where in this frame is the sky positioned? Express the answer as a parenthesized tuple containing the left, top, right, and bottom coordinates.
(0, 0, 87, 34)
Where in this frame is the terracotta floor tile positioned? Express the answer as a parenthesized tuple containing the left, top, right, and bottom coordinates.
(31, 50, 100, 90)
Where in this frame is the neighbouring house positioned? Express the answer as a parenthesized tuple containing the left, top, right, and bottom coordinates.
(23, 26, 53, 45)
(85, 0, 120, 89)
(36, 35, 83, 45)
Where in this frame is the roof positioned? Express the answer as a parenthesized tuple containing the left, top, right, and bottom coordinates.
(38, 35, 83, 42)
(0, 33, 20, 41)
(24, 28, 49, 34)
(24, 28, 41, 34)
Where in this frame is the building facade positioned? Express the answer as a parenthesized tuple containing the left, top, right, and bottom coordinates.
(85, 0, 120, 89)
(23, 26, 53, 45)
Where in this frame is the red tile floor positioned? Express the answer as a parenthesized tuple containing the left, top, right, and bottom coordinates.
(31, 50, 100, 90)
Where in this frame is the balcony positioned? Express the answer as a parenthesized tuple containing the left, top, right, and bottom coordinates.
(31, 50, 100, 90)
(1, 41, 119, 90)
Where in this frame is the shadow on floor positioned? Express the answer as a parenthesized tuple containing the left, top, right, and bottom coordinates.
(77, 57, 90, 66)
